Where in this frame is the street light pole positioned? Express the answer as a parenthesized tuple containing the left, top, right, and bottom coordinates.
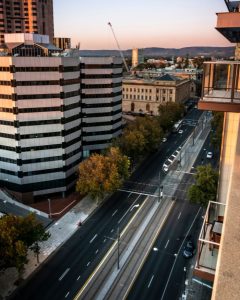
(48, 198, 52, 218)
(117, 227, 120, 270)
(158, 171, 163, 203)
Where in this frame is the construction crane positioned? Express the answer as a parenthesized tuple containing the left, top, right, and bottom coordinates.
(107, 22, 130, 72)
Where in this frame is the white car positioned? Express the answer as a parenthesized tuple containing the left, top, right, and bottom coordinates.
(162, 137, 167, 143)
(206, 151, 213, 159)
(178, 129, 183, 134)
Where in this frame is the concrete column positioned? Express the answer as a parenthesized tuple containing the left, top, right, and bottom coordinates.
(235, 43, 240, 60)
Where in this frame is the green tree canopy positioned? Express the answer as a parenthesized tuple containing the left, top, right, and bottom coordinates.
(0, 214, 50, 277)
(76, 147, 130, 201)
(158, 102, 185, 132)
(188, 164, 219, 207)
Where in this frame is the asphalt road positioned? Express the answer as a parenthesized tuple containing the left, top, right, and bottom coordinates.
(11, 108, 203, 300)
(126, 125, 219, 300)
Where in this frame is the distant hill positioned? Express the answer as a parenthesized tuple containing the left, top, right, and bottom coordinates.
(79, 46, 235, 58)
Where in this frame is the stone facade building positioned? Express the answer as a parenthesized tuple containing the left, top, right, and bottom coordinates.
(122, 74, 192, 115)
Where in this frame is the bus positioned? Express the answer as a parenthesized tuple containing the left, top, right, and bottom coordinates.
(172, 120, 183, 133)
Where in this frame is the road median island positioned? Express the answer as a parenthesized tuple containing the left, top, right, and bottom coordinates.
(74, 196, 154, 300)
(105, 198, 175, 300)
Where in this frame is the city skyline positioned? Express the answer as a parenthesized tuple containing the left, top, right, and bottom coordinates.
(54, 0, 232, 50)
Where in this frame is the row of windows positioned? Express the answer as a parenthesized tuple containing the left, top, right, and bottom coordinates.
(0, 114, 80, 127)
(82, 90, 122, 99)
(82, 99, 121, 109)
(82, 116, 122, 128)
(82, 125, 122, 137)
(81, 64, 122, 69)
(123, 94, 172, 102)
(81, 82, 122, 89)
(82, 73, 122, 79)
(0, 102, 80, 114)
(82, 108, 121, 118)
(123, 87, 173, 94)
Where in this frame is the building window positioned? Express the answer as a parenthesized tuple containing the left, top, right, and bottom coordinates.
(149, 96, 151, 100)
(163, 89, 166, 93)
(133, 95, 136, 100)
(145, 96, 148, 100)
(163, 97, 166, 101)
(141, 95, 143, 100)
(170, 89, 173, 94)
(145, 89, 148, 93)
(156, 89, 159, 93)
(137, 95, 140, 100)
(138, 88, 140, 92)
(126, 94, 128, 99)
(146, 103, 150, 112)
(131, 102, 135, 112)
(156, 96, 159, 101)
(149, 89, 152, 93)
(142, 89, 144, 93)
(130, 88, 132, 92)
(130, 95, 132, 99)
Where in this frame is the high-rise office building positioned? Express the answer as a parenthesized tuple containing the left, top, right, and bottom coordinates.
(194, 1, 240, 299)
(0, 0, 54, 44)
(132, 48, 144, 68)
(0, 33, 122, 202)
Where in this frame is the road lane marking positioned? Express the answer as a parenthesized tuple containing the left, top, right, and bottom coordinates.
(148, 275, 154, 288)
(87, 262, 90, 267)
(73, 196, 148, 300)
(111, 229, 114, 233)
(164, 239, 170, 249)
(160, 207, 202, 300)
(77, 275, 81, 281)
(65, 292, 70, 298)
(127, 192, 132, 198)
(59, 268, 70, 281)
(95, 249, 99, 254)
(177, 212, 182, 220)
(123, 201, 175, 299)
(118, 194, 142, 224)
(89, 234, 98, 244)
(112, 209, 118, 216)
(103, 238, 106, 243)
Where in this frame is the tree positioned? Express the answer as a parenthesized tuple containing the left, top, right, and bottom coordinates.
(0, 214, 50, 278)
(188, 164, 219, 207)
(158, 102, 185, 132)
(76, 147, 130, 202)
(115, 128, 146, 161)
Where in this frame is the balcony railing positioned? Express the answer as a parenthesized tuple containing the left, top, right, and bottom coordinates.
(194, 201, 226, 282)
(198, 61, 240, 112)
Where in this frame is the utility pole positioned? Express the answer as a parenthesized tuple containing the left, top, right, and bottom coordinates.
(117, 227, 120, 270)
(158, 171, 163, 203)
(48, 198, 52, 218)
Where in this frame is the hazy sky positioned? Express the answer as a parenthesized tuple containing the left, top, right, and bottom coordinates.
(54, 0, 232, 50)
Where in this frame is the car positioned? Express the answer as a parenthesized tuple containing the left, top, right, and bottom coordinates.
(178, 129, 183, 134)
(206, 151, 213, 159)
(182, 239, 195, 258)
(162, 137, 167, 143)
(163, 165, 169, 172)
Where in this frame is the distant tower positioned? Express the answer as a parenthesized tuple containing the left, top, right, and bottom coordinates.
(132, 48, 144, 68)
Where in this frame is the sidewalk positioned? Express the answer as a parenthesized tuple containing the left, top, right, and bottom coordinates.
(0, 195, 98, 300)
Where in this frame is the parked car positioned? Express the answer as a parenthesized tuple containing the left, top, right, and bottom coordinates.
(178, 129, 183, 134)
(162, 137, 167, 143)
(182, 239, 195, 258)
(206, 151, 213, 159)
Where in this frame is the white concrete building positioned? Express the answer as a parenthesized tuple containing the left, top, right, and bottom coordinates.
(0, 34, 122, 202)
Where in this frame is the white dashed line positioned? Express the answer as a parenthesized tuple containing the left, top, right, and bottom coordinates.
(89, 234, 98, 244)
(65, 292, 70, 298)
(59, 268, 70, 281)
(87, 261, 90, 267)
(148, 275, 154, 288)
(112, 209, 118, 216)
(95, 249, 99, 254)
(178, 212, 182, 220)
(111, 229, 114, 233)
(77, 275, 81, 281)
(164, 240, 170, 249)
(103, 238, 106, 243)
